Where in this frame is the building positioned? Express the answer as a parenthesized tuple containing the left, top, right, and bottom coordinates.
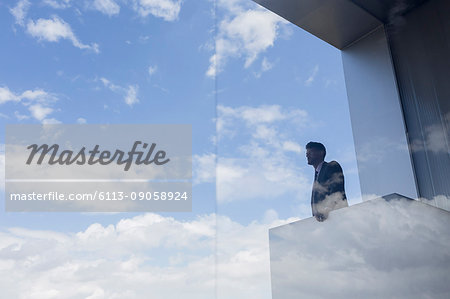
(252, 1, 450, 297)
(254, 0, 449, 209)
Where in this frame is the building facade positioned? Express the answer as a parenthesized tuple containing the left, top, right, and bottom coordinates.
(254, 0, 450, 209)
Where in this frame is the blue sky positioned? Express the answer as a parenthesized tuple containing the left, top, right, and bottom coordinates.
(0, 0, 361, 297)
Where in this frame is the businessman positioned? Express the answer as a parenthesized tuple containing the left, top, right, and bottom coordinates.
(306, 142, 348, 222)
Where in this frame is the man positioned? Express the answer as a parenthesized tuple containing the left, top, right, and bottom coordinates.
(306, 142, 348, 222)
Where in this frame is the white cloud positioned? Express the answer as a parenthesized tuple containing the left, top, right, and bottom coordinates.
(0, 86, 20, 104)
(420, 194, 450, 212)
(124, 85, 139, 106)
(0, 214, 215, 298)
(254, 57, 274, 78)
(77, 117, 87, 124)
(218, 104, 308, 136)
(91, 0, 120, 16)
(14, 110, 29, 120)
(206, 54, 218, 78)
(100, 77, 121, 92)
(0, 211, 299, 299)
(9, 0, 30, 26)
(207, 1, 287, 77)
(261, 57, 273, 72)
(27, 16, 100, 53)
(361, 193, 382, 202)
(131, 0, 182, 21)
(356, 137, 408, 165)
(304, 64, 319, 86)
(216, 104, 311, 203)
(269, 197, 450, 298)
(411, 113, 450, 154)
(28, 104, 53, 120)
(21, 89, 49, 100)
(282, 141, 302, 153)
(217, 150, 310, 204)
(0, 86, 58, 122)
(99, 77, 140, 106)
(0, 145, 4, 191)
(42, 117, 62, 124)
(148, 65, 158, 76)
(193, 153, 216, 184)
(43, 0, 72, 9)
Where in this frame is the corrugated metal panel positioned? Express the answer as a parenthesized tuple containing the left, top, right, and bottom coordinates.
(387, 0, 450, 202)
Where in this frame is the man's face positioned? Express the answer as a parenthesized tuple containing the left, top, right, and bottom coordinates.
(306, 148, 323, 166)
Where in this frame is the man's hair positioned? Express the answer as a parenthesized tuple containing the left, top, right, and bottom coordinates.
(306, 141, 326, 159)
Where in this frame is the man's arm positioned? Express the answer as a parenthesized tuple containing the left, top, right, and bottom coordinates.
(326, 161, 346, 199)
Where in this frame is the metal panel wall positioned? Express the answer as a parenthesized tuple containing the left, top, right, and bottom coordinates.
(387, 0, 450, 203)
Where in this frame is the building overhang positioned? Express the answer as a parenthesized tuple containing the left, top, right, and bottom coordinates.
(252, 0, 427, 49)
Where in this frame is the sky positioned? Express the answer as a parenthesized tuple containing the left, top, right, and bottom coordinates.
(0, 0, 362, 298)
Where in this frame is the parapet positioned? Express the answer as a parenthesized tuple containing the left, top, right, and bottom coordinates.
(269, 194, 450, 298)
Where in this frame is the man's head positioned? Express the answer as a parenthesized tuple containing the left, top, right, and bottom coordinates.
(306, 141, 326, 167)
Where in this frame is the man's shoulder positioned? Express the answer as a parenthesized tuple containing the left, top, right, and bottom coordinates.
(324, 160, 343, 172)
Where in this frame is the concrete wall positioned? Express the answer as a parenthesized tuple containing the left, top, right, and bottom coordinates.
(342, 26, 418, 199)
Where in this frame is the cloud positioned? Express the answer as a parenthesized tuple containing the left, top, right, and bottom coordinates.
(282, 141, 302, 153)
(77, 117, 87, 124)
(269, 196, 450, 298)
(410, 113, 450, 154)
(99, 77, 140, 106)
(216, 213, 298, 298)
(215, 104, 311, 203)
(356, 137, 409, 165)
(420, 194, 450, 212)
(21, 89, 50, 100)
(9, 0, 30, 26)
(124, 85, 139, 106)
(100, 77, 121, 92)
(0, 86, 20, 104)
(0, 145, 4, 191)
(217, 104, 308, 137)
(14, 111, 29, 120)
(131, 0, 182, 21)
(193, 153, 216, 184)
(41, 118, 62, 124)
(260, 57, 273, 72)
(207, 1, 288, 77)
(216, 150, 310, 204)
(0, 86, 58, 123)
(0, 211, 299, 299)
(254, 57, 274, 78)
(26, 16, 100, 53)
(148, 65, 158, 76)
(90, 0, 120, 16)
(0, 213, 215, 298)
(28, 104, 53, 121)
(43, 0, 72, 9)
(304, 65, 319, 86)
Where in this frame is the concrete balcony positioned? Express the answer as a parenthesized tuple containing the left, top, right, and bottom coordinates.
(269, 194, 450, 298)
